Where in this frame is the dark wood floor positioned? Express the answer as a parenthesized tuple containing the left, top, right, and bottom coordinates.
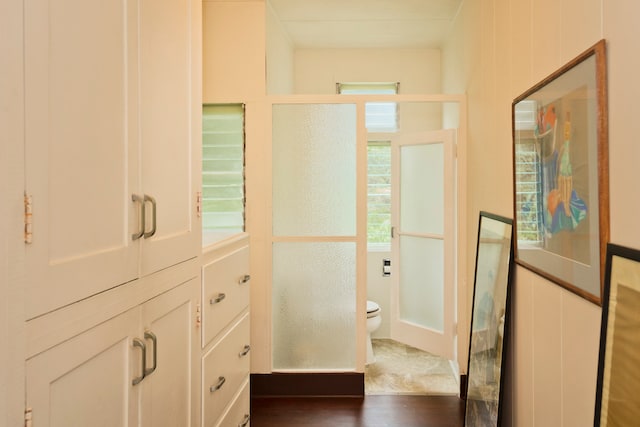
(251, 395, 465, 427)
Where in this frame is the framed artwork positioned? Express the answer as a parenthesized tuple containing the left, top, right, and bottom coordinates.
(512, 39, 609, 305)
(594, 243, 640, 426)
(465, 212, 514, 427)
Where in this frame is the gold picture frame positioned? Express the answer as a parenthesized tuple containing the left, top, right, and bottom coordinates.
(512, 39, 609, 305)
(594, 243, 640, 426)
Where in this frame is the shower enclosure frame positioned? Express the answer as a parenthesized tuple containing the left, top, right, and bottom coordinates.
(249, 93, 468, 378)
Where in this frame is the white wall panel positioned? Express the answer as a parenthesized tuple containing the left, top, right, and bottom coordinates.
(604, 0, 640, 250)
(442, 1, 616, 425)
(532, 278, 562, 426)
(531, 0, 562, 81)
(294, 48, 441, 94)
(511, 267, 535, 427)
(509, 0, 533, 98)
(561, 0, 602, 63)
(561, 292, 600, 427)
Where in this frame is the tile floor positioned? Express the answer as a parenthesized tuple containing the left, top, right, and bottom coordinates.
(365, 338, 459, 395)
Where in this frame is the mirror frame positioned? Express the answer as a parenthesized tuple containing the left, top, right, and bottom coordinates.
(464, 211, 514, 427)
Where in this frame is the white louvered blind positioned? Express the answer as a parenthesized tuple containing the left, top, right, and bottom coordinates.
(367, 141, 391, 246)
(202, 104, 245, 236)
(337, 82, 398, 132)
(513, 100, 542, 243)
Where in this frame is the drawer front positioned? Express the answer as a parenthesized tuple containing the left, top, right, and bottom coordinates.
(214, 379, 250, 427)
(202, 245, 250, 347)
(202, 313, 250, 425)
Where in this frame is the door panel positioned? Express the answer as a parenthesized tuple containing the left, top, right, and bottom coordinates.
(139, 0, 199, 275)
(26, 309, 140, 427)
(24, 0, 139, 319)
(391, 130, 456, 361)
(140, 279, 198, 427)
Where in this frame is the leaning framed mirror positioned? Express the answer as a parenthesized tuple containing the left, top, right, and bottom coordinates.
(464, 211, 514, 427)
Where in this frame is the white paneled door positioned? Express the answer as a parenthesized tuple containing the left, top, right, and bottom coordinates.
(24, 0, 139, 319)
(23, 0, 200, 319)
(138, 0, 200, 276)
(391, 130, 456, 361)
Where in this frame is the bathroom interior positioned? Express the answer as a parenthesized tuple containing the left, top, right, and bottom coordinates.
(266, 97, 463, 395)
(203, 0, 469, 397)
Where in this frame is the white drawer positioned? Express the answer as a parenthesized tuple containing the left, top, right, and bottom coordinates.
(214, 379, 250, 427)
(202, 245, 250, 347)
(202, 313, 250, 425)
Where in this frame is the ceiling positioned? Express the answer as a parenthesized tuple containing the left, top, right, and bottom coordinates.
(268, 0, 463, 49)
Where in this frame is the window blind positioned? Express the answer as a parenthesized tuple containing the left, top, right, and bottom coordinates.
(367, 141, 391, 245)
(202, 104, 245, 234)
(337, 82, 399, 132)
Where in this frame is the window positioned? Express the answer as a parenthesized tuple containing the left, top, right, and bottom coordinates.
(513, 100, 543, 244)
(367, 141, 392, 246)
(337, 82, 399, 132)
(202, 104, 246, 242)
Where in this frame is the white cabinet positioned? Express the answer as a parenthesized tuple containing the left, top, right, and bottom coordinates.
(23, 0, 201, 319)
(26, 278, 200, 427)
(200, 237, 251, 427)
(26, 308, 140, 427)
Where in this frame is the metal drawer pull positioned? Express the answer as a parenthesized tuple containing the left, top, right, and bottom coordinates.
(210, 293, 226, 304)
(238, 274, 251, 285)
(132, 338, 147, 385)
(143, 194, 157, 238)
(144, 331, 157, 377)
(131, 194, 145, 240)
(238, 344, 251, 358)
(238, 414, 250, 427)
(210, 376, 226, 392)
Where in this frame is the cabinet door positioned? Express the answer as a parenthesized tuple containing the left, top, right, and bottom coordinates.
(24, 0, 139, 319)
(26, 308, 140, 427)
(140, 278, 200, 427)
(139, 0, 200, 276)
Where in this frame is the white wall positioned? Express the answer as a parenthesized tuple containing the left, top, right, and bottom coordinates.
(443, 0, 640, 425)
(266, 1, 294, 94)
(294, 48, 441, 94)
(1, 0, 26, 423)
(203, 0, 266, 103)
(367, 251, 392, 338)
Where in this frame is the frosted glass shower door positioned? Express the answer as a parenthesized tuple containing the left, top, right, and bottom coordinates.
(391, 130, 456, 361)
(271, 103, 358, 371)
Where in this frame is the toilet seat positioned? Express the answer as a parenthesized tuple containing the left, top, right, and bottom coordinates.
(367, 300, 380, 318)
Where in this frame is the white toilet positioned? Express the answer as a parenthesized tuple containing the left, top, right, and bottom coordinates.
(366, 300, 382, 364)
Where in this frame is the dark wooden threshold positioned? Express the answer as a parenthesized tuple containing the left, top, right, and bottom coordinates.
(251, 372, 364, 397)
(460, 374, 468, 399)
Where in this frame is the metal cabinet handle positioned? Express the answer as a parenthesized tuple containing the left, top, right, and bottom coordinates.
(238, 344, 251, 358)
(210, 293, 226, 305)
(238, 414, 250, 427)
(143, 194, 157, 238)
(131, 194, 145, 240)
(210, 376, 226, 392)
(144, 331, 157, 377)
(132, 338, 147, 385)
(238, 274, 251, 285)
